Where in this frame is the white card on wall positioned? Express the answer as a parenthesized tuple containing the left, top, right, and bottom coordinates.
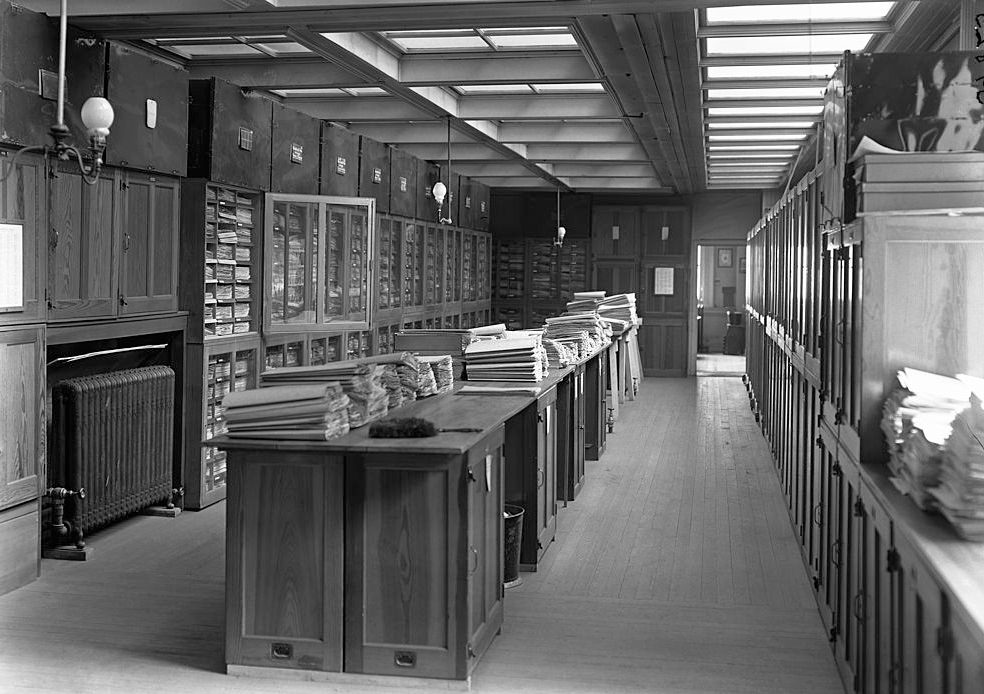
(0, 223, 24, 311)
(654, 266, 674, 295)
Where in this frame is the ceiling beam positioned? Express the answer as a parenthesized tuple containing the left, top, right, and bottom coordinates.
(285, 27, 570, 190)
(697, 20, 892, 37)
(63, 1, 886, 39)
(186, 55, 375, 88)
(399, 51, 597, 86)
(457, 94, 620, 119)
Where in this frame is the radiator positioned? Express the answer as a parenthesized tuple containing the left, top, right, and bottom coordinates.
(50, 366, 175, 545)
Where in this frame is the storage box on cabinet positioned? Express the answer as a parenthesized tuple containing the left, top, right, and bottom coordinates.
(184, 336, 260, 509)
(388, 147, 416, 219)
(0, 1, 105, 150)
(270, 104, 320, 195)
(105, 44, 188, 176)
(180, 180, 262, 343)
(0, 150, 44, 324)
(186, 78, 272, 191)
(358, 137, 390, 214)
(320, 122, 360, 197)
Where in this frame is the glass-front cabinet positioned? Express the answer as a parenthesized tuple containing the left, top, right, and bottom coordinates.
(265, 194, 374, 332)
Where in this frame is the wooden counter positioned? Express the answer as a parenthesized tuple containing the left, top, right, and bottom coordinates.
(215, 391, 534, 683)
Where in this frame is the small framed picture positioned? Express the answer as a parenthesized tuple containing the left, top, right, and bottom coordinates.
(738, 257, 746, 274)
(717, 247, 733, 268)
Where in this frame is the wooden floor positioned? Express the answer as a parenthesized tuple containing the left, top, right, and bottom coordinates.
(0, 376, 844, 694)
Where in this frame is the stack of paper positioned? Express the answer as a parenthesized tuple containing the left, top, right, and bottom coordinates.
(261, 362, 389, 428)
(883, 368, 972, 510)
(464, 336, 544, 382)
(419, 355, 454, 394)
(220, 384, 350, 441)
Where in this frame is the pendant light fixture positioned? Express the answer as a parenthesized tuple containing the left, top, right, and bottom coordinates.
(431, 116, 453, 225)
(554, 186, 566, 246)
(0, 0, 115, 185)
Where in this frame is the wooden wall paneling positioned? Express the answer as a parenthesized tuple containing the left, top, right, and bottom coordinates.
(270, 104, 320, 195)
(388, 147, 417, 219)
(358, 136, 390, 214)
(0, 150, 44, 324)
(0, 324, 43, 511)
(319, 122, 360, 197)
(225, 449, 344, 672)
(47, 167, 118, 321)
(187, 78, 273, 191)
(119, 173, 179, 315)
(105, 43, 188, 176)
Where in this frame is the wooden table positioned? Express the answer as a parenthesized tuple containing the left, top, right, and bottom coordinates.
(215, 391, 534, 683)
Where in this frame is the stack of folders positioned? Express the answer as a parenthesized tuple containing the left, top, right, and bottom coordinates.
(394, 324, 506, 355)
(220, 384, 350, 441)
(464, 337, 544, 382)
(419, 355, 454, 394)
(932, 375, 984, 540)
(597, 293, 638, 327)
(882, 368, 969, 510)
(261, 362, 389, 428)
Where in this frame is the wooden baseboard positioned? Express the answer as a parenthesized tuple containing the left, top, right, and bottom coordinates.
(227, 664, 471, 691)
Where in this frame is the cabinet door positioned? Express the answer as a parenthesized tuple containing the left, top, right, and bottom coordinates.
(0, 151, 44, 324)
(0, 325, 43, 510)
(120, 174, 179, 315)
(48, 167, 118, 320)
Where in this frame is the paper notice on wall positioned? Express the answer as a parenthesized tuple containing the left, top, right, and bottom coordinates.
(0, 224, 23, 311)
(654, 266, 674, 296)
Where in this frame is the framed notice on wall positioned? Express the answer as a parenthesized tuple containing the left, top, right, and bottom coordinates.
(0, 223, 23, 311)
(654, 267, 674, 295)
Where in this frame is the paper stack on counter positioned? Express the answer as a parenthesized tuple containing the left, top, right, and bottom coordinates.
(464, 336, 545, 382)
(220, 383, 350, 441)
(261, 362, 389, 428)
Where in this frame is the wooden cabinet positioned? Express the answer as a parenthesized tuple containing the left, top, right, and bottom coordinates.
(119, 173, 180, 315)
(503, 375, 560, 570)
(48, 168, 180, 321)
(0, 324, 43, 596)
(0, 150, 45, 325)
(557, 362, 586, 502)
(187, 78, 272, 192)
(217, 393, 506, 682)
(105, 43, 188, 176)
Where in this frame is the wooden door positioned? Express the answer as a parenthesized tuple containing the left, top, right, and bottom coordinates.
(120, 173, 179, 315)
(0, 325, 43, 510)
(47, 167, 118, 320)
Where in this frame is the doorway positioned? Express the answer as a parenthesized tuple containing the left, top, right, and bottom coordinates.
(695, 243, 746, 377)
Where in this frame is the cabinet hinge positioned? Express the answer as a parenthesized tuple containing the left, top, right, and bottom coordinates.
(853, 497, 865, 518)
(937, 626, 953, 661)
(886, 548, 901, 573)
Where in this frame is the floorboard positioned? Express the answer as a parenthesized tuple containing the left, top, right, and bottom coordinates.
(0, 375, 844, 693)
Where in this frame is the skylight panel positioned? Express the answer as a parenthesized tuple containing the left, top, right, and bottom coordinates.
(705, 64, 838, 80)
(456, 84, 534, 94)
(707, 120, 816, 129)
(706, 87, 825, 99)
(706, 2, 895, 24)
(390, 35, 490, 51)
(706, 34, 873, 55)
(708, 106, 823, 116)
(532, 83, 605, 92)
(487, 33, 578, 48)
(709, 133, 808, 141)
